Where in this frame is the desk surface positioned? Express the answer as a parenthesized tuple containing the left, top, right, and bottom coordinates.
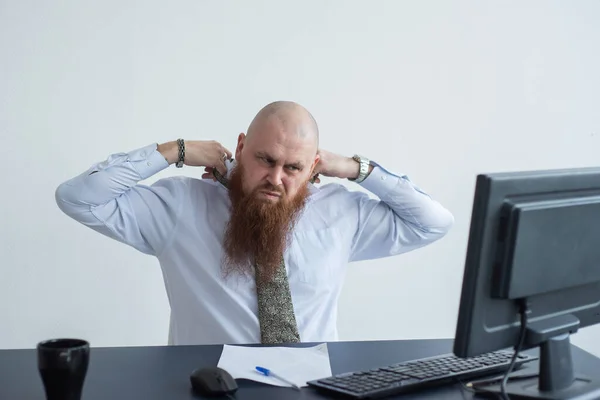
(1, 339, 599, 399)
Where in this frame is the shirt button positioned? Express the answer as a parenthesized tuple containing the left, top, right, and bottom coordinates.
(147, 162, 152, 166)
(381, 175, 386, 181)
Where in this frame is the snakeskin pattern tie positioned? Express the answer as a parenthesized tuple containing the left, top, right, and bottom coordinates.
(254, 259, 301, 344)
(213, 168, 300, 344)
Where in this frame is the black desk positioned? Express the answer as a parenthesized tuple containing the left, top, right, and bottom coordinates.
(1, 339, 599, 399)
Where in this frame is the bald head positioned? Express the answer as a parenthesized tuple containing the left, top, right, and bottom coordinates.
(233, 100, 321, 203)
(246, 101, 319, 151)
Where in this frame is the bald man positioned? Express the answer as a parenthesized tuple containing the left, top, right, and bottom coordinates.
(55, 101, 454, 346)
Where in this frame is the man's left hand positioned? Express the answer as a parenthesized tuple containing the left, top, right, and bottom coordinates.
(311, 149, 364, 183)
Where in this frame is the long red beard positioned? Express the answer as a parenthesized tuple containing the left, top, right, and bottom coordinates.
(222, 163, 309, 284)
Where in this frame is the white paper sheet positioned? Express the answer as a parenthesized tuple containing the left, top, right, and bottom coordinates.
(217, 343, 332, 388)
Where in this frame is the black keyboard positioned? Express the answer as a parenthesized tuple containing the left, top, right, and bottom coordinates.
(307, 350, 538, 399)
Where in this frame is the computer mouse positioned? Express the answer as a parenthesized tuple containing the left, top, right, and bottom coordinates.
(190, 366, 238, 397)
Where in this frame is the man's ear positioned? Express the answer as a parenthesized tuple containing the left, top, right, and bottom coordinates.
(311, 153, 321, 173)
(235, 132, 246, 159)
(308, 153, 321, 180)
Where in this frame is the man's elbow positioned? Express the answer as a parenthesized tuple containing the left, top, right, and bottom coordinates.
(55, 182, 84, 218)
(438, 209, 455, 234)
(421, 208, 455, 240)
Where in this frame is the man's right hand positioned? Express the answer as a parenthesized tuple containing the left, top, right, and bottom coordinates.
(158, 140, 232, 176)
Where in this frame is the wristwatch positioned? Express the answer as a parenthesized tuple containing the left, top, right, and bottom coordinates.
(349, 154, 370, 183)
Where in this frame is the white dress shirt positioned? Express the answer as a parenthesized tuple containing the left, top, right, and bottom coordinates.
(55, 143, 454, 345)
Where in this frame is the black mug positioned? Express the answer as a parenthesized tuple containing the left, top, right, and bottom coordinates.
(37, 338, 90, 400)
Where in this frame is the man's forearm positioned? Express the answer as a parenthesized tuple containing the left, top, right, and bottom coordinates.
(337, 156, 374, 180)
(55, 143, 178, 255)
(321, 153, 374, 180)
(348, 161, 454, 262)
(56, 143, 169, 214)
(157, 141, 179, 165)
(359, 163, 454, 234)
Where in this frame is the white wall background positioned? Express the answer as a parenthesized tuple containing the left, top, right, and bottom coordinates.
(1, 0, 599, 357)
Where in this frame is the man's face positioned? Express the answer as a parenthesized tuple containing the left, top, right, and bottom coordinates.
(234, 116, 319, 204)
(221, 116, 319, 283)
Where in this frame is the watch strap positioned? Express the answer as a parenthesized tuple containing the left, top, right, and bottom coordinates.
(349, 154, 370, 183)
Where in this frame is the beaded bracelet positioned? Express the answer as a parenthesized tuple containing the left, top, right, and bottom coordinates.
(175, 139, 185, 168)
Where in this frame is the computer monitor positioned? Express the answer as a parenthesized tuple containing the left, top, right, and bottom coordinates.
(453, 166, 600, 399)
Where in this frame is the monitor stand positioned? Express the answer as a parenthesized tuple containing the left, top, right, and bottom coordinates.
(483, 315, 600, 400)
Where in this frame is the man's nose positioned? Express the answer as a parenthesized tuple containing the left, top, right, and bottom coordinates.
(267, 167, 284, 187)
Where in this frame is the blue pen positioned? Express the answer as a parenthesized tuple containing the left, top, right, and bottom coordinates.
(255, 366, 301, 390)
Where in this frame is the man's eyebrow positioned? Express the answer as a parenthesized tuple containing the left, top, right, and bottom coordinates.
(286, 161, 304, 169)
(255, 152, 304, 169)
(255, 151, 272, 159)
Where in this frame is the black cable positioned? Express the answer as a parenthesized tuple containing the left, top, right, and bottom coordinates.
(458, 378, 503, 400)
(500, 298, 530, 400)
